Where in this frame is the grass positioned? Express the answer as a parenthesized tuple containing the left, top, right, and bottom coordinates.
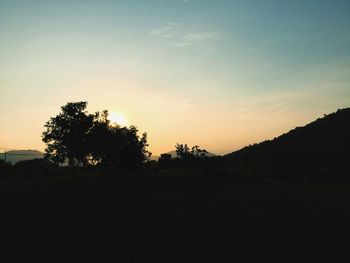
(1, 162, 350, 260)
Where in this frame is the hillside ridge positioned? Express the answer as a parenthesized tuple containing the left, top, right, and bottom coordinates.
(226, 108, 350, 162)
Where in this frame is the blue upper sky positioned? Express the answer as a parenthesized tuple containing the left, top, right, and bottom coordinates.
(1, 0, 350, 154)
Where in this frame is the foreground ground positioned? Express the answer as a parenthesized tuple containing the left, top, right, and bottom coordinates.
(1, 170, 350, 261)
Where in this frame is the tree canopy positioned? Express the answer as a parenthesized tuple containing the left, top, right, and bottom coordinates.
(42, 102, 150, 168)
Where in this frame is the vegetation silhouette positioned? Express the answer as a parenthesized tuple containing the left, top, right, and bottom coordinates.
(159, 153, 172, 162)
(0, 159, 12, 176)
(14, 158, 58, 170)
(175, 143, 191, 159)
(157, 144, 211, 170)
(1, 108, 350, 261)
(42, 102, 94, 166)
(42, 101, 150, 169)
(175, 143, 208, 159)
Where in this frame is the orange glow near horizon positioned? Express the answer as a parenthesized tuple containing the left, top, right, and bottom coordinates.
(1, 1, 349, 156)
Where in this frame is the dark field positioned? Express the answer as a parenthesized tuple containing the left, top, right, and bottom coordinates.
(1, 166, 350, 261)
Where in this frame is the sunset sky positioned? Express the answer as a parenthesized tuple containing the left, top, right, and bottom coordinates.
(1, 0, 350, 155)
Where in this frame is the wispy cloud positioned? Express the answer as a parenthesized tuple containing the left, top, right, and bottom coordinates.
(171, 42, 194, 47)
(150, 22, 175, 39)
(183, 32, 222, 42)
(172, 31, 223, 48)
(150, 22, 223, 48)
(180, 0, 190, 4)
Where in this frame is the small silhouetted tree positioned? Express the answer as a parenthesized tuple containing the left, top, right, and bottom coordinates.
(175, 143, 191, 159)
(191, 145, 208, 158)
(175, 143, 208, 159)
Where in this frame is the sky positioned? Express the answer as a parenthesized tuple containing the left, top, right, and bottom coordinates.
(1, 0, 350, 156)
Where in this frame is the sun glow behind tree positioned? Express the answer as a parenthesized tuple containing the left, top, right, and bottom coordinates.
(108, 112, 127, 127)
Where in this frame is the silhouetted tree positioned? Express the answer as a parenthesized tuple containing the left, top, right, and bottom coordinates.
(175, 143, 191, 159)
(86, 110, 111, 165)
(42, 102, 94, 166)
(91, 123, 150, 169)
(42, 102, 151, 169)
(191, 145, 208, 158)
(175, 143, 208, 159)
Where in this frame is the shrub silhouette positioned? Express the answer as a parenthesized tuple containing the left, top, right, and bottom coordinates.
(14, 158, 58, 170)
(158, 153, 172, 169)
(0, 159, 12, 176)
(159, 153, 172, 162)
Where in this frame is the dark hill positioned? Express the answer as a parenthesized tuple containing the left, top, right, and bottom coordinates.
(226, 108, 350, 170)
